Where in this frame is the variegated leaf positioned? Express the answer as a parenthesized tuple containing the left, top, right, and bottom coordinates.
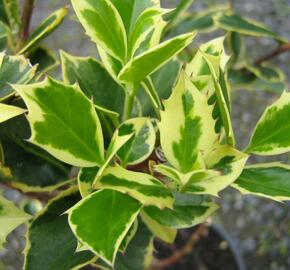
(13, 78, 104, 167)
(0, 103, 25, 123)
(155, 164, 218, 190)
(128, 8, 167, 58)
(9, 179, 74, 194)
(154, 163, 184, 189)
(78, 124, 136, 198)
(227, 32, 244, 64)
(233, 163, 290, 202)
(118, 32, 196, 84)
(78, 167, 99, 198)
(247, 64, 285, 83)
(139, 59, 181, 116)
(94, 105, 120, 147)
(0, 53, 36, 101)
(95, 123, 135, 181)
(185, 145, 248, 196)
(24, 189, 95, 270)
(95, 165, 174, 209)
(143, 196, 218, 229)
(203, 53, 235, 145)
(71, 0, 127, 63)
(96, 0, 166, 81)
(110, 0, 160, 34)
(91, 261, 111, 270)
(141, 210, 177, 243)
(61, 51, 124, 114)
(0, 111, 71, 191)
(186, 37, 233, 144)
(96, 47, 122, 85)
(191, 36, 230, 85)
(228, 66, 286, 94)
(246, 91, 290, 155)
(68, 189, 142, 266)
(186, 36, 230, 81)
(19, 7, 68, 54)
(117, 117, 156, 166)
(141, 77, 163, 113)
(111, 0, 165, 57)
(170, 5, 228, 35)
(119, 219, 138, 253)
(214, 13, 285, 42)
(115, 219, 154, 270)
(0, 194, 31, 248)
(159, 71, 218, 173)
(147, 15, 166, 48)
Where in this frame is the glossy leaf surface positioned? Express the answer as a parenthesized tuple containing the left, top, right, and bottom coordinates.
(95, 165, 173, 209)
(246, 91, 290, 155)
(159, 71, 218, 173)
(68, 189, 142, 265)
(185, 145, 248, 196)
(24, 189, 95, 270)
(141, 210, 177, 243)
(115, 219, 154, 270)
(61, 51, 124, 114)
(214, 13, 284, 41)
(117, 117, 156, 166)
(118, 32, 195, 84)
(71, 0, 127, 62)
(233, 163, 290, 202)
(19, 7, 68, 54)
(0, 53, 36, 101)
(13, 78, 104, 167)
(143, 197, 217, 229)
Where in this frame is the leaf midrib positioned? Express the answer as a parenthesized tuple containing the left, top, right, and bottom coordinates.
(30, 94, 102, 163)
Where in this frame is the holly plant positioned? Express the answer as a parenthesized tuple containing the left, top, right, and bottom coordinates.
(1, 0, 290, 269)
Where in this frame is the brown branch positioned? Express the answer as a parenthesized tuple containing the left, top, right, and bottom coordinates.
(150, 223, 209, 269)
(20, 0, 35, 41)
(255, 42, 290, 65)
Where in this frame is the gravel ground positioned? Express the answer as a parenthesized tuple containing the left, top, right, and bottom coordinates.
(1, 0, 290, 269)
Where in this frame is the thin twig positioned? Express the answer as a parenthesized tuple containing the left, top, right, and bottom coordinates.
(150, 223, 209, 269)
(20, 0, 35, 41)
(254, 42, 290, 65)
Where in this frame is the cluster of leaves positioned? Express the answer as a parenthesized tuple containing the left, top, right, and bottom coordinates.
(1, 0, 290, 269)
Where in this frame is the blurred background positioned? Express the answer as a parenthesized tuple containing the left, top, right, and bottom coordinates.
(1, 0, 290, 269)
